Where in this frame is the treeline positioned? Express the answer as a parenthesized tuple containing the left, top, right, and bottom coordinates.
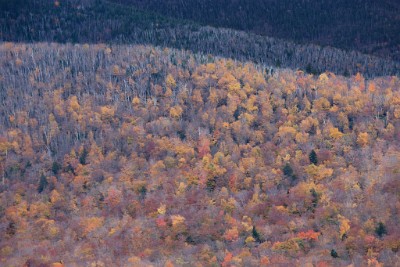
(0, 42, 400, 266)
(0, 0, 399, 77)
(112, 0, 400, 61)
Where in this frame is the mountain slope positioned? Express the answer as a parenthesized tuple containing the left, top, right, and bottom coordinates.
(0, 42, 400, 266)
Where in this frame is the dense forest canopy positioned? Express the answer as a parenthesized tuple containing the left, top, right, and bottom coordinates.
(0, 42, 399, 266)
(1, 0, 400, 266)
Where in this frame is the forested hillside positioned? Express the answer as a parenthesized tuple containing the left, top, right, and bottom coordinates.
(1, 0, 399, 77)
(0, 42, 400, 266)
(112, 0, 400, 61)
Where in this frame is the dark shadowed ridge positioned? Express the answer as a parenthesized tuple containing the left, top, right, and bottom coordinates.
(111, 0, 400, 61)
(0, 0, 399, 77)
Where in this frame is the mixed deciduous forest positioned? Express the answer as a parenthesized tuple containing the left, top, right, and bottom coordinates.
(1, 0, 400, 266)
(0, 42, 399, 266)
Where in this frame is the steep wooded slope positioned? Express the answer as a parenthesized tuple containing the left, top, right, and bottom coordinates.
(0, 42, 400, 266)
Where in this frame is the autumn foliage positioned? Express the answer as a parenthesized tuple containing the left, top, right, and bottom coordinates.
(0, 43, 399, 266)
